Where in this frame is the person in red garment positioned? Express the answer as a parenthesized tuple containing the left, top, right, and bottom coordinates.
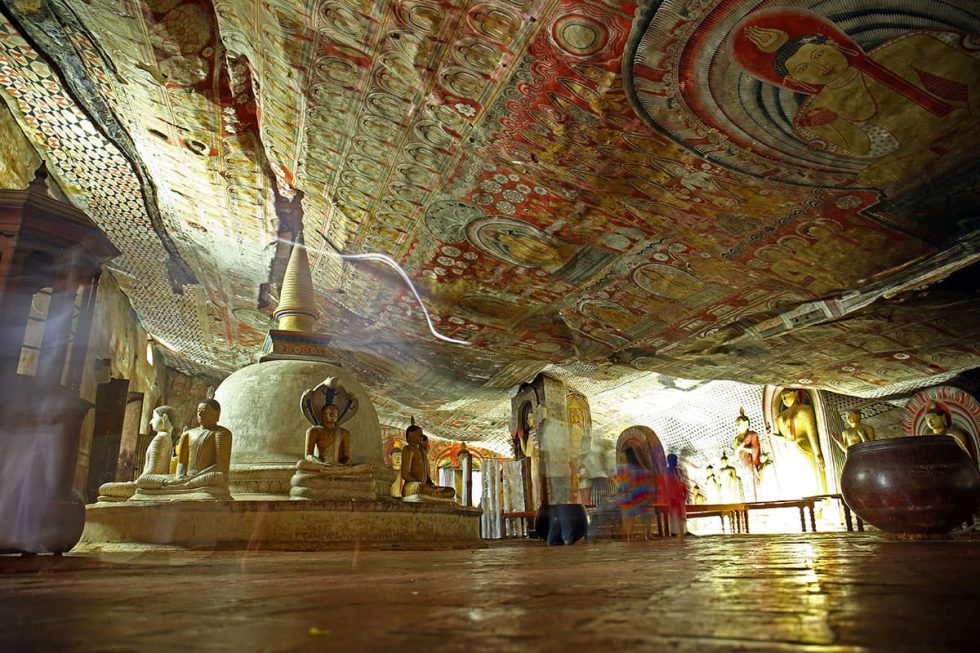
(658, 453, 689, 538)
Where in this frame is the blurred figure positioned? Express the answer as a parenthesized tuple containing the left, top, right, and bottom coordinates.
(659, 454, 689, 538)
(615, 446, 654, 541)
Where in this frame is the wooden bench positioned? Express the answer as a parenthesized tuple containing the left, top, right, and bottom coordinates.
(805, 493, 865, 532)
(741, 498, 819, 533)
(685, 503, 748, 533)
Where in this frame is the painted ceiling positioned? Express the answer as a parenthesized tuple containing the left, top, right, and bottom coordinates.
(0, 0, 978, 450)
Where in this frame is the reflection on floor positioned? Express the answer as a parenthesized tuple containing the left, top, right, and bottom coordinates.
(2, 533, 978, 651)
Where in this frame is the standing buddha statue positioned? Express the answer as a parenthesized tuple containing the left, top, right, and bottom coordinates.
(833, 410, 876, 453)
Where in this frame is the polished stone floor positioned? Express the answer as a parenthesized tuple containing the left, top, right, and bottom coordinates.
(2, 533, 978, 652)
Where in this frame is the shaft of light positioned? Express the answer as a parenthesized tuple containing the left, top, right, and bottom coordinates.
(335, 252, 471, 346)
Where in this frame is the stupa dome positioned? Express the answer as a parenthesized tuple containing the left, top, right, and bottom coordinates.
(216, 359, 386, 468)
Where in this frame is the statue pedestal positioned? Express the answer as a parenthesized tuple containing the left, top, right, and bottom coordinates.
(132, 486, 232, 501)
(289, 461, 396, 501)
(78, 499, 483, 550)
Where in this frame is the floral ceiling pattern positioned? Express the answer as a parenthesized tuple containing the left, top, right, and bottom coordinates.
(0, 0, 977, 447)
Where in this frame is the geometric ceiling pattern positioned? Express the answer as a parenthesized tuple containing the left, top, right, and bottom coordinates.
(0, 0, 978, 450)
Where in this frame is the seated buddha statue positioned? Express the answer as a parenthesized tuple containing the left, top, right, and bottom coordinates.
(834, 411, 876, 453)
(774, 389, 824, 470)
(923, 402, 972, 457)
(401, 422, 455, 502)
(98, 405, 175, 502)
(389, 446, 404, 498)
(290, 378, 374, 500)
(134, 399, 232, 500)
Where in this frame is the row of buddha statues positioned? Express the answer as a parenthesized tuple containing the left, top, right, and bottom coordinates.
(99, 377, 458, 505)
(713, 394, 974, 503)
(98, 400, 232, 502)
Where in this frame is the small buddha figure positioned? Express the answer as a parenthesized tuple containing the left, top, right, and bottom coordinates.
(401, 421, 455, 502)
(834, 411, 876, 453)
(734, 408, 761, 474)
(704, 464, 721, 502)
(756, 451, 777, 500)
(718, 453, 744, 503)
(135, 399, 232, 500)
(691, 483, 707, 505)
(923, 402, 972, 457)
(389, 446, 404, 498)
(98, 405, 176, 502)
(774, 389, 824, 470)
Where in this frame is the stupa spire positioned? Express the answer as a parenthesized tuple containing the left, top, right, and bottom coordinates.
(274, 231, 319, 332)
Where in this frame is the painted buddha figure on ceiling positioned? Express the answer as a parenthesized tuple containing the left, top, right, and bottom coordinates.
(98, 405, 175, 502)
(732, 9, 980, 189)
(401, 421, 455, 503)
(136, 399, 232, 500)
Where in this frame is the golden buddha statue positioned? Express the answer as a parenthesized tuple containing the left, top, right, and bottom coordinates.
(834, 410, 876, 453)
(401, 421, 455, 502)
(690, 483, 706, 505)
(135, 399, 232, 500)
(923, 402, 972, 457)
(774, 389, 824, 470)
(290, 378, 373, 500)
(98, 405, 175, 502)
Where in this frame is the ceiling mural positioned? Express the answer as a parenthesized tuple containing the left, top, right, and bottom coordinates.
(0, 0, 977, 450)
(627, 0, 980, 232)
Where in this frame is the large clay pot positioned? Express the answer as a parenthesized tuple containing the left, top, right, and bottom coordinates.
(841, 435, 980, 535)
(534, 504, 588, 545)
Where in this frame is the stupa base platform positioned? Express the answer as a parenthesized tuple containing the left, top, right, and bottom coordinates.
(77, 499, 483, 551)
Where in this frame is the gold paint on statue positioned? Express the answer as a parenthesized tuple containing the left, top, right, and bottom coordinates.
(834, 410, 876, 453)
(401, 422, 455, 502)
(774, 389, 824, 470)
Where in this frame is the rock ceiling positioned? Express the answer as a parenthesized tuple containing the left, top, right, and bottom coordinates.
(0, 0, 978, 448)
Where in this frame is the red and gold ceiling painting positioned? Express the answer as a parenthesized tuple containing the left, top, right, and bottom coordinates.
(0, 0, 977, 450)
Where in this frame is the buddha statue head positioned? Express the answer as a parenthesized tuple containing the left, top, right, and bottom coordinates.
(301, 377, 358, 428)
(150, 405, 175, 434)
(844, 411, 861, 428)
(780, 389, 800, 408)
(736, 407, 751, 434)
(406, 422, 424, 446)
(196, 399, 221, 428)
(924, 402, 950, 434)
(390, 445, 403, 470)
